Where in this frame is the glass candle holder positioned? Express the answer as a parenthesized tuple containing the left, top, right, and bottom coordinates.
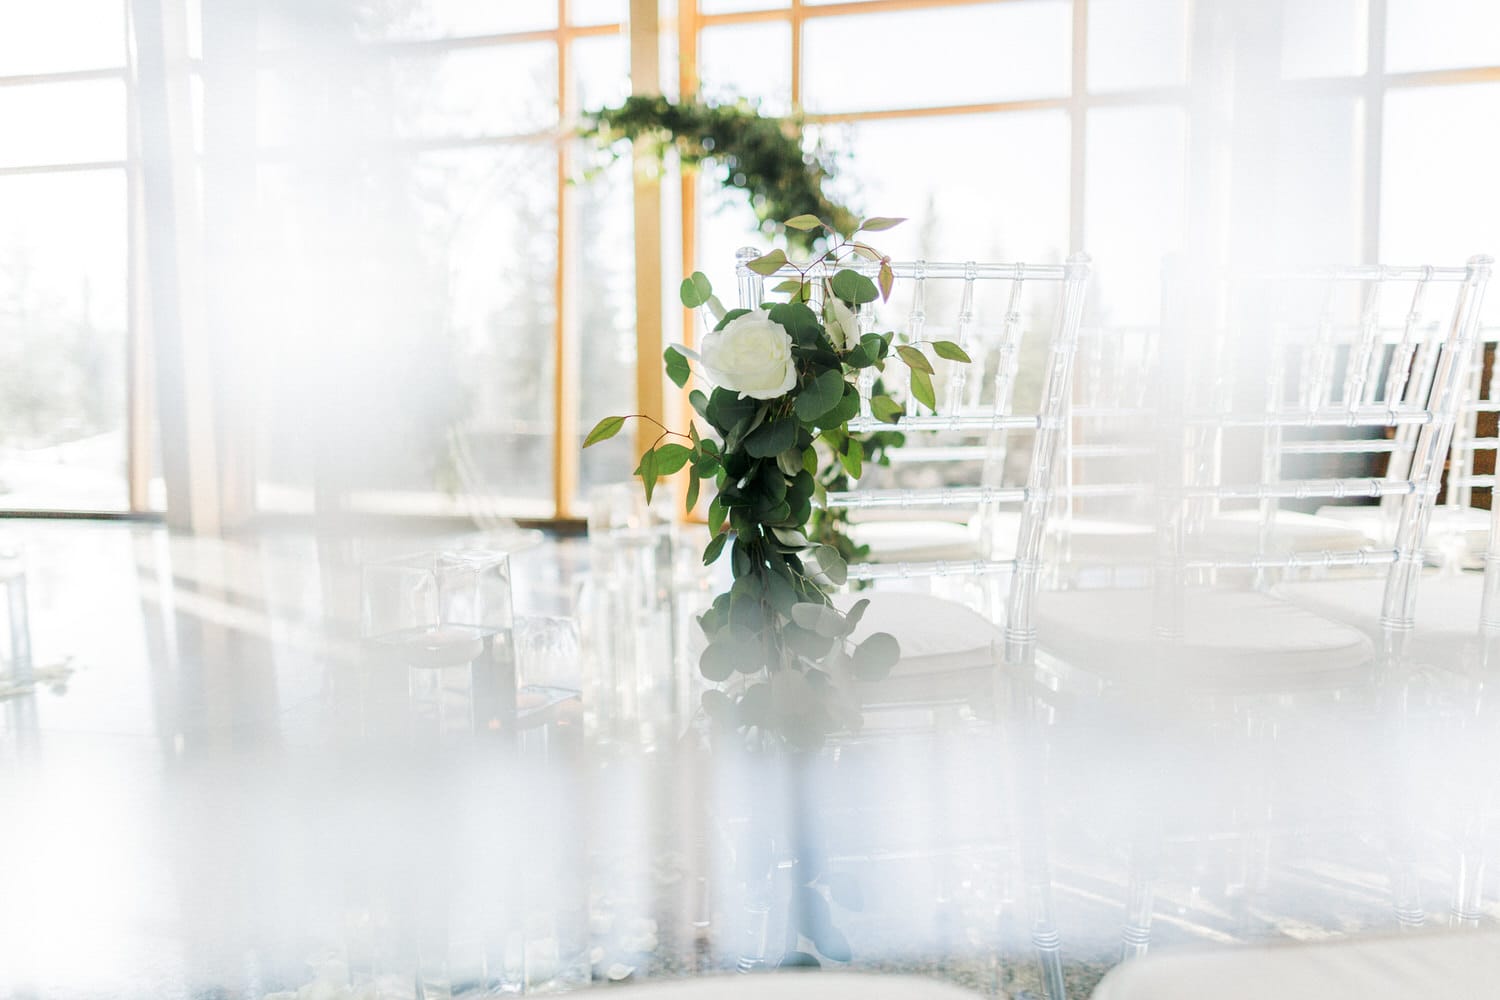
(360, 550, 515, 743)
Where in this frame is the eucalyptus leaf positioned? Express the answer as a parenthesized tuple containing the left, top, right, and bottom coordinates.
(747, 249, 788, 276)
(810, 545, 847, 586)
(583, 415, 626, 448)
(909, 367, 936, 411)
(896, 344, 934, 374)
(679, 271, 713, 308)
(664, 346, 692, 388)
(878, 260, 895, 301)
(858, 216, 906, 232)
(932, 339, 972, 363)
(784, 214, 825, 232)
(870, 394, 902, 424)
(829, 268, 879, 305)
(852, 632, 900, 681)
(702, 530, 728, 566)
(745, 418, 797, 459)
(795, 369, 846, 423)
(838, 437, 863, 480)
(635, 448, 659, 503)
(653, 443, 692, 475)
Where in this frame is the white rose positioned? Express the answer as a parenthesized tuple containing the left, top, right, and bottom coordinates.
(699, 309, 797, 400)
(824, 298, 858, 351)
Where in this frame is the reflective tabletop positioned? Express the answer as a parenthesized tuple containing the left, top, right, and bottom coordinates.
(1, 520, 1495, 999)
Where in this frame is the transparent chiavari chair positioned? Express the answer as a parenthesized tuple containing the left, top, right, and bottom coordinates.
(1032, 256, 1492, 959)
(732, 249, 1092, 1000)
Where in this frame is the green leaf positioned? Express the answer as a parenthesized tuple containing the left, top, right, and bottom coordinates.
(664, 346, 691, 388)
(582, 415, 627, 448)
(700, 627, 759, 682)
(839, 437, 863, 479)
(685, 469, 700, 512)
(791, 602, 846, 638)
(810, 545, 848, 586)
(702, 530, 728, 566)
(784, 214, 825, 232)
(653, 442, 692, 475)
(858, 216, 906, 232)
(772, 278, 804, 293)
(932, 340, 972, 363)
(843, 598, 871, 633)
(634, 448, 659, 503)
(909, 367, 936, 411)
(802, 448, 819, 476)
(747, 249, 788, 276)
(871, 394, 902, 424)
(852, 632, 900, 681)
(707, 496, 727, 535)
(679, 271, 713, 308)
(689, 388, 709, 417)
(745, 418, 797, 458)
(795, 370, 846, 422)
(896, 344, 934, 374)
(829, 268, 879, 305)
(878, 260, 895, 302)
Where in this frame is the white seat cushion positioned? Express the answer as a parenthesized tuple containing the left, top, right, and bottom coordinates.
(852, 512, 1154, 565)
(1204, 509, 1372, 554)
(1276, 571, 1481, 670)
(1035, 587, 1374, 691)
(1317, 503, 1492, 566)
(603, 973, 982, 1000)
(836, 591, 1002, 705)
(1092, 929, 1500, 1000)
(848, 519, 982, 563)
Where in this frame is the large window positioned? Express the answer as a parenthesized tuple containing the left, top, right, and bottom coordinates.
(0, 3, 133, 513)
(3, 0, 1496, 522)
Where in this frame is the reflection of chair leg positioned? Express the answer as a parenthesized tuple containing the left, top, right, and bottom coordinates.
(1021, 839, 1067, 1000)
(737, 869, 774, 972)
(1120, 836, 1157, 961)
(1450, 809, 1487, 929)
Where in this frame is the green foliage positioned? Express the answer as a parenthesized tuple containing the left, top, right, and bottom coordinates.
(579, 95, 859, 248)
(582, 214, 972, 748)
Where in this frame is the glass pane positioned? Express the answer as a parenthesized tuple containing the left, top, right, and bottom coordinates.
(802, 3, 1072, 114)
(573, 35, 629, 114)
(1273, 95, 1363, 265)
(1386, 0, 1500, 73)
(699, 0, 788, 13)
(570, 0, 628, 25)
(1088, 0, 1189, 92)
(698, 22, 792, 116)
(1281, 0, 1368, 78)
(357, 0, 558, 41)
(0, 170, 128, 512)
(1085, 106, 1187, 325)
(393, 43, 559, 139)
(829, 110, 1071, 262)
(254, 146, 558, 517)
(1381, 84, 1500, 321)
(0, 79, 126, 168)
(574, 150, 637, 505)
(0, 0, 126, 75)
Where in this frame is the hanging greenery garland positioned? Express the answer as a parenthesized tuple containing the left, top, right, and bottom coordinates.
(579, 96, 902, 560)
(579, 95, 859, 251)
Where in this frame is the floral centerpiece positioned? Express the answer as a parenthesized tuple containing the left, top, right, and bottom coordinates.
(585, 215, 971, 748)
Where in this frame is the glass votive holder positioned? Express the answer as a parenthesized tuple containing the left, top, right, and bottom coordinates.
(360, 550, 516, 743)
(0, 532, 31, 686)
